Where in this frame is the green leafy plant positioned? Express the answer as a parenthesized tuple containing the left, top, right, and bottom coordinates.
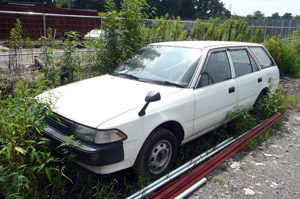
(264, 35, 282, 64)
(60, 31, 83, 83)
(7, 19, 24, 85)
(265, 31, 300, 77)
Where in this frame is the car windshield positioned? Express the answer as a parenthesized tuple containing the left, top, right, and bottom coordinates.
(113, 45, 202, 87)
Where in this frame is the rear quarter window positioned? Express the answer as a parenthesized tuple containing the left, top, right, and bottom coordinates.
(249, 47, 275, 69)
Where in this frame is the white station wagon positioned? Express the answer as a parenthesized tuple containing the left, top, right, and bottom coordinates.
(37, 41, 279, 178)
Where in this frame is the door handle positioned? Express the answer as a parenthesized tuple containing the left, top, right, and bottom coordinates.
(228, 87, 235, 93)
(258, 77, 262, 83)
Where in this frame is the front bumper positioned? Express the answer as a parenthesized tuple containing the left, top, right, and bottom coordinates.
(41, 123, 125, 166)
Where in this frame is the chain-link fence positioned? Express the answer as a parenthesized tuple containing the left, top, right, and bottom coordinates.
(2, 10, 299, 40)
(1, 10, 102, 39)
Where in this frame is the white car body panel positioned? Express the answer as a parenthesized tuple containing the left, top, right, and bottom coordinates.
(38, 75, 181, 128)
(260, 66, 280, 92)
(193, 79, 237, 136)
(235, 71, 264, 108)
(97, 89, 195, 172)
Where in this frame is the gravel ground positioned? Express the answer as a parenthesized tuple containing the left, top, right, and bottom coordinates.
(189, 76, 300, 199)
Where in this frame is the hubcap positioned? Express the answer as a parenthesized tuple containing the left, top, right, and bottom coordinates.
(148, 140, 172, 174)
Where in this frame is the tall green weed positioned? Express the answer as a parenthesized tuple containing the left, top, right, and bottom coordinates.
(190, 17, 264, 42)
(0, 81, 64, 198)
(265, 34, 300, 77)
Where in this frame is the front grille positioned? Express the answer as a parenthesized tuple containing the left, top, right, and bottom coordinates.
(44, 113, 73, 135)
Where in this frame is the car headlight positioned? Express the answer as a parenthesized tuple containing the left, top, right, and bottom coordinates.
(73, 123, 127, 144)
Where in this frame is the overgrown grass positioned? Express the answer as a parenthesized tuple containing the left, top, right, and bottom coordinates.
(1, 82, 297, 198)
(0, 81, 145, 198)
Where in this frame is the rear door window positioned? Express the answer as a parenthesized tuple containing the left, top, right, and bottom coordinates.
(249, 47, 275, 68)
(229, 49, 253, 77)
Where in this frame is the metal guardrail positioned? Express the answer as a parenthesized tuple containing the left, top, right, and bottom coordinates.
(0, 10, 101, 18)
(126, 137, 235, 199)
(0, 52, 43, 56)
(150, 112, 283, 199)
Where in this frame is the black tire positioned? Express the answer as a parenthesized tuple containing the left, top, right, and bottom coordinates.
(134, 128, 178, 179)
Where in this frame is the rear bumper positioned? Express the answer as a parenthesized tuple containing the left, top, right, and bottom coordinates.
(41, 123, 124, 166)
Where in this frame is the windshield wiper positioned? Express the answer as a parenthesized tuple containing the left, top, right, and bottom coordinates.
(145, 79, 186, 88)
(111, 72, 140, 80)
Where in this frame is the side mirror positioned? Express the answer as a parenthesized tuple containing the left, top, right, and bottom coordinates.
(145, 91, 161, 103)
(139, 91, 161, 116)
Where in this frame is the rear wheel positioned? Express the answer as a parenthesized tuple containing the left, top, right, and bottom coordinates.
(135, 128, 177, 179)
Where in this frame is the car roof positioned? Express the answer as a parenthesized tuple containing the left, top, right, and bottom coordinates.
(150, 41, 262, 50)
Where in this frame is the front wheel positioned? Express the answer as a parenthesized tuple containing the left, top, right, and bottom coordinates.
(135, 128, 177, 179)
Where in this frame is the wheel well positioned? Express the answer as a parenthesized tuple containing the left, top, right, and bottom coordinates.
(261, 87, 269, 95)
(156, 121, 184, 146)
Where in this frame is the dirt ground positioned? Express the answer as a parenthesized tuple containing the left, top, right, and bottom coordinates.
(189, 76, 300, 199)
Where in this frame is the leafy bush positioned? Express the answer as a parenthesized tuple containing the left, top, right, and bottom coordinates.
(60, 31, 83, 83)
(279, 45, 300, 76)
(253, 87, 299, 119)
(264, 35, 282, 64)
(0, 82, 121, 198)
(0, 81, 64, 198)
(251, 26, 264, 43)
(264, 35, 300, 77)
(99, 0, 149, 73)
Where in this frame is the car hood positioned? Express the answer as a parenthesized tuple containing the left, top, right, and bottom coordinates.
(38, 74, 181, 128)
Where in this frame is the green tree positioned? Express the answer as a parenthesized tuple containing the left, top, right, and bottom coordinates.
(147, 0, 182, 18)
(147, 0, 230, 19)
(11, 0, 53, 7)
(252, 10, 265, 19)
(270, 12, 281, 19)
(179, 0, 196, 19)
(282, 12, 293, 19)
(194, 0, 230, 19)
(73, 0, 106, 11)
(247, 10, 265, 19)
(121, 0, 149, 57)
